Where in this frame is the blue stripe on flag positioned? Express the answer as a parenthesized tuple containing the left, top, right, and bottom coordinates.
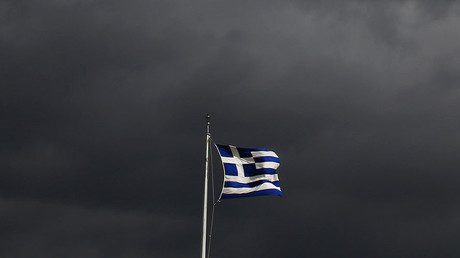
(254, 156, 280, 163)
(236, 147, 269, 158)
(242, 164, 277, 176)
(224, 180, 280, 188)
(221, 189, 282, 199)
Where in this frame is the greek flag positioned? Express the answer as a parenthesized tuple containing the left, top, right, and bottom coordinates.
(216, 144, 282, 199)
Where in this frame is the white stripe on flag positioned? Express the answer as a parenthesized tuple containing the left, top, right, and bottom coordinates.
(251, 151, 278, 158)
(225, 174, 279, 184)
(221, 156, 255, 164)
(222, 182, 281, 194)
(255, 161, 280, 169)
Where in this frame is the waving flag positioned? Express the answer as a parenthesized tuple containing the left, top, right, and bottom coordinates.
(216, 144, 282, 199)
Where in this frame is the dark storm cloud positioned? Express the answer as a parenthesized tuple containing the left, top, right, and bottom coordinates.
(2, 0, 460, 257)
(0, 197, 196, 257)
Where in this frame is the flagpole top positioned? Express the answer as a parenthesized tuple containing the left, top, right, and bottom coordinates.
(206, 114, 211, 134)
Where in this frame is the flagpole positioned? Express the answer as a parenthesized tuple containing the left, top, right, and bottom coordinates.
(201, 114, 211, 258)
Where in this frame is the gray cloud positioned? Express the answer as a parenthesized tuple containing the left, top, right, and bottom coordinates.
(2, 0, 460, 257)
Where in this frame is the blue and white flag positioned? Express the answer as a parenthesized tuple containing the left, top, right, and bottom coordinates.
(216, 144, 282, 199)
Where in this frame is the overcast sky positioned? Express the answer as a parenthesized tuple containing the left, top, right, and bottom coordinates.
(2, 0, 460, 257)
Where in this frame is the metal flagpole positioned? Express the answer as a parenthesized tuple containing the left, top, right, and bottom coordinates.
(201, 114, 211, 258)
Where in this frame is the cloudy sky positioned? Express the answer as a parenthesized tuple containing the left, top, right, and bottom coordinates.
(2, 0, 460, 257)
